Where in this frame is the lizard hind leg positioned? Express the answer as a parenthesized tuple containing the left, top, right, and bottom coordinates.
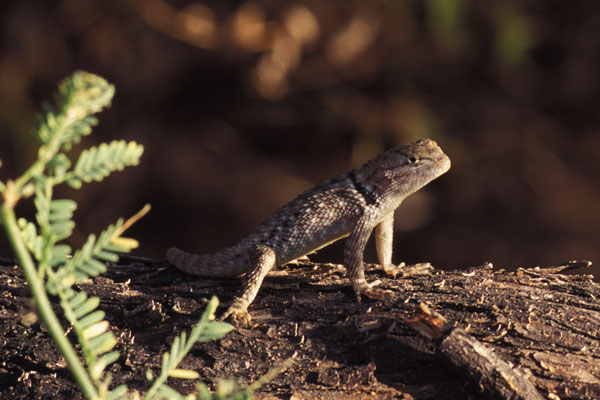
(221, 244, 277, 327)
(345, 217, 394, 302)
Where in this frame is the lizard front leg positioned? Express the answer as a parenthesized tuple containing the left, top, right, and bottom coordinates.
(345, 216, 394, 302)
(221, 244, 276, 327)
(375, 212, 434, 278)
(375, 213, 406, 277)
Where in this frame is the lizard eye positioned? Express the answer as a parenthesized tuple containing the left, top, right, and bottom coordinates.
(407, 156, 417, 164)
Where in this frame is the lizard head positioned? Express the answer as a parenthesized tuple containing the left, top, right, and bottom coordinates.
(359, 138, 451, 198)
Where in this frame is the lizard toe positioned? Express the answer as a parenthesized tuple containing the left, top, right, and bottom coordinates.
(396, 262, 434, 277)
(383, 262, 434, 278)
(361, 286, 395, 300)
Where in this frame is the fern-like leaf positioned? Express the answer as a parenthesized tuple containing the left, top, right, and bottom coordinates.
(144, 297, 234, 400)
(58, 288, 119, 383)
(2, 71, 148, 399)
(66, 140, 144, 188)
(47, 218, 138, 296)
(37, 71, 114, 150)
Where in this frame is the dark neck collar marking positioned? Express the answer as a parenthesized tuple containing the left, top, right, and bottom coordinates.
(348, 171, 378, 206)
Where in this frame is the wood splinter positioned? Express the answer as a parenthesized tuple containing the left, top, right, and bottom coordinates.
(405, 303, 544, 400)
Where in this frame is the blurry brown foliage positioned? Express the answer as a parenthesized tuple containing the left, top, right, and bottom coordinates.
(0, 0, 599, 276)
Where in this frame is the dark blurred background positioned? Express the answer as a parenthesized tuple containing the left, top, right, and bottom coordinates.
(1, 1, 599, 276)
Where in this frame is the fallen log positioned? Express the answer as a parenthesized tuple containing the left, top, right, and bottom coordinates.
(0, 257, 598, 399)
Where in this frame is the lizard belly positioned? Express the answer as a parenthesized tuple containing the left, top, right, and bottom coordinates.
(285, 232, 350, 264)
(275, 218, 354, 265)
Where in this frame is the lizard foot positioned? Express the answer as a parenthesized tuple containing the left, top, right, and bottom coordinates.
(220, 301, 251, 328)
(396, 262, 434, 277)
(382, 262, 406, 277)
(354, 279, 394, 302)
(383, 262, 434, 278)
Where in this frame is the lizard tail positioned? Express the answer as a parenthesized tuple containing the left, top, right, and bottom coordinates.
(166, 246, 247, 277)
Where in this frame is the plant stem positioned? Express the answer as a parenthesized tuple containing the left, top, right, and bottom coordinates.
(0, 201, 98, 399)
(14, 120, 67, 195)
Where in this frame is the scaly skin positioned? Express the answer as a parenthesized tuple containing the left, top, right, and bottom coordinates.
(167, 139, 451, 326)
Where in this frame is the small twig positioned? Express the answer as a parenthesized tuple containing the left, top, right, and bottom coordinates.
(114, 203, 151, 237)
(520, 260, 592, 275)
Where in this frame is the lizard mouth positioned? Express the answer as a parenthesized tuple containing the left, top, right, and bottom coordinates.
(437, 152, 451, 174)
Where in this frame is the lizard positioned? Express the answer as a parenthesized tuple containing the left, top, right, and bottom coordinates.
(167, 138, 451, 326)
